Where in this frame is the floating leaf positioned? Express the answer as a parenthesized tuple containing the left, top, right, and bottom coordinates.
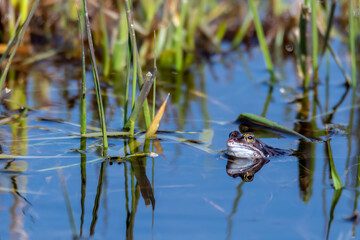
(146, 93, 170, 138)
(236, 113, 310, 141)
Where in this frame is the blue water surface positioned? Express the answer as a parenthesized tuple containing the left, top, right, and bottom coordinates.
(0, 39, 359, 240)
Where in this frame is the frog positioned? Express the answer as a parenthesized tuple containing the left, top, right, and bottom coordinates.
(226, 131, 289, 159)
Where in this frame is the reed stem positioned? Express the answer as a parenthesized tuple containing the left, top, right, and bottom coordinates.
(78, 11, 87, 136)
(124, 0, 152, 129)
(311, 0, 318, 74)
(0, 0, 39, 96)
(248, 0, 275, 81)
(82, 0, 108, 149)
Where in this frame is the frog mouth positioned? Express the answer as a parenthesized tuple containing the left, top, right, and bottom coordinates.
(226, 140, 264, 158)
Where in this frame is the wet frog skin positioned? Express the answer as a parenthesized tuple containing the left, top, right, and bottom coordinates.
(226, 131, 288, 158)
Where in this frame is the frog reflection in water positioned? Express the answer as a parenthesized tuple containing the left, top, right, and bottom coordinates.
(226, 158, 269, 182)
(226, 131, 290, 182)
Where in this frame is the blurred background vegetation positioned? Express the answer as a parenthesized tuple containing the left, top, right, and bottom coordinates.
(0, 0, 358, 139)
(1, 0, 355, 77)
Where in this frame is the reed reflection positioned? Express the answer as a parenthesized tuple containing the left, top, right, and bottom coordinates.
(0, 161, 31, 240)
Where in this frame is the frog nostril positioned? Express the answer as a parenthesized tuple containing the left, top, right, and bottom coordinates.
(229, 131, 240, 138)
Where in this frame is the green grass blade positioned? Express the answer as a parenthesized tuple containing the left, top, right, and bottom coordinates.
(174, 0, 188, 71)
(113, 2, 128, 71)
(321, 1, 336, 55)
(8, 2, 16, 37)
(300, 4, 310, 87)
(311, 0, 318, 73)
(0, 22, 21, 66)
(78, 11, 87, 136)
(82, 0, 108, 149)
(232, 11, 252, 46)
(248, 0, 275, 81)
(20, 0, 29, 25)
(124, 0, 152, 129)
(0, 0, 39, 96)
(214, 22, 227, 47)
(153, 31, 157, 121)
(99, 0, 110, 77)
(124, 42, 131, 126)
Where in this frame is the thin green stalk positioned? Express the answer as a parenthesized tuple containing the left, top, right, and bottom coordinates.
(20, 0, 29, 25)
(321, 1, 336, 55)
(214, 22, 227, 47)
(152, 32, 157, 120)
(124, 43, 131, 126)
(175, 0, 188, 71)
(131, 49, 137, 110)
(0, 20, 21, 66)
(67, 0, 78, 21)
(99, 0, 110, 77)
(113, 2, 128, 71)
(248, 0, 275, 81)
(299, 4, 309, 87)
(0, 0, 39, 96)
(124, 0, 151, 129)
(131, 34, 137, 134)
(232, 11, 252, 46)
(311, 0, 318, 73)
(82, 0, 108, 149)
(8, 2, 16, 37)
(78, 11, 87, 136)
(349, 0, 357, 87)
(186, 0, 205, 50)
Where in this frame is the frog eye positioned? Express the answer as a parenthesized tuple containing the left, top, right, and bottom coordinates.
(245, 134, 254, 143)
(243, 172, 254, 182)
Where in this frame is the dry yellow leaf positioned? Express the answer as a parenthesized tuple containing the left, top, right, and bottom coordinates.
(145, 93, 170, 138)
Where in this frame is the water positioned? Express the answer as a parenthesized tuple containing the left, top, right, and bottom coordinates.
(0, 43, 359, 240)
